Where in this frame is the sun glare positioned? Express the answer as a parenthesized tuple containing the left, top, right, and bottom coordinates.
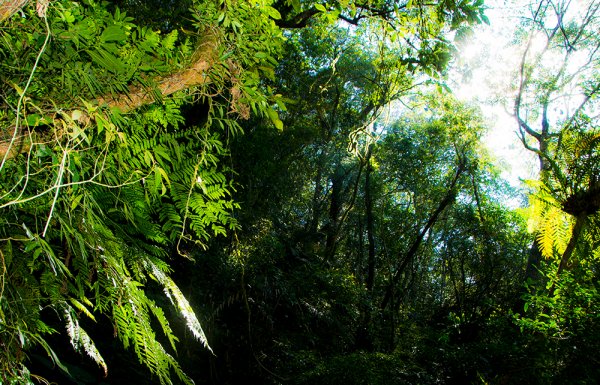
(451, 2, 539, 188)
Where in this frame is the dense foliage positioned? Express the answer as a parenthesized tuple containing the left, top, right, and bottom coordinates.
(0, 0, 598, 384)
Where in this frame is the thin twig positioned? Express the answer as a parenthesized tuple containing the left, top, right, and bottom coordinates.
(42, 147, 68, 237)
(0, 12, 51, 173)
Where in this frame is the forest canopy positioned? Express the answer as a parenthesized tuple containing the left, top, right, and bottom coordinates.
(0, 0, 598, 384)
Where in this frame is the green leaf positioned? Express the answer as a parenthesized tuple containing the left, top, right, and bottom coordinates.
(265, 6, 282, 20)
(69, 298, 96, 321)
(267, 108, 284, 131)
(315, 4, 327, 12)
(87, 48, 126, 74)
(100, 25, 127, 42)
(71, 110, 83, 121)
(26, 114, 43, 126)
(291, 0, 301, 12)
(70, 194, 84, 210)
(36, 337, 72, 375)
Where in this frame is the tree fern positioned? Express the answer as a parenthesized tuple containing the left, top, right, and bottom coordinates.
(518, 114, 600, 338)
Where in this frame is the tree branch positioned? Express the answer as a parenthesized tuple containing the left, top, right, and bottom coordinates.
(275, 8, 320, 28)
(275, 1, 407, 29)
(0, 0, 29, 23)
(380, 161, 466, 310)
(0, 32, 219, 160)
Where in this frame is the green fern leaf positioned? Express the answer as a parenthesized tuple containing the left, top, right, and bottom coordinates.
(64, 306, 107, 376)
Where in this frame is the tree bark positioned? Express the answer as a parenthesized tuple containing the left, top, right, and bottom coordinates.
(524, 239, 543, 283)
(0, 0, 29, 23)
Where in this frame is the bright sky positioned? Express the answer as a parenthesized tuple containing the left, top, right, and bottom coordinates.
(449, 0, 539, 187)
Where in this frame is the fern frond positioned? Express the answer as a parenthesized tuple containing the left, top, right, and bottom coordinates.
(534, 199, 573, 259)
(109, 274, 194, 385)
(142, 258, 212, 352)
(68, 298, 96, 321)
(149, 302, 180, 351)
(528, 179, 574, 259)
(63, 306, 107, 376)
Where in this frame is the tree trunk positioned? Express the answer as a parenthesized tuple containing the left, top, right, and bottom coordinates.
(365, 146, 376, 292)
(524, 239, 543, 283)
(380, 164, 464, 310)
(324, 165, 343, 261)
(307, 148, 326, 235)
(355, 146, 375, 351)
(549, 212, 587, 295)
